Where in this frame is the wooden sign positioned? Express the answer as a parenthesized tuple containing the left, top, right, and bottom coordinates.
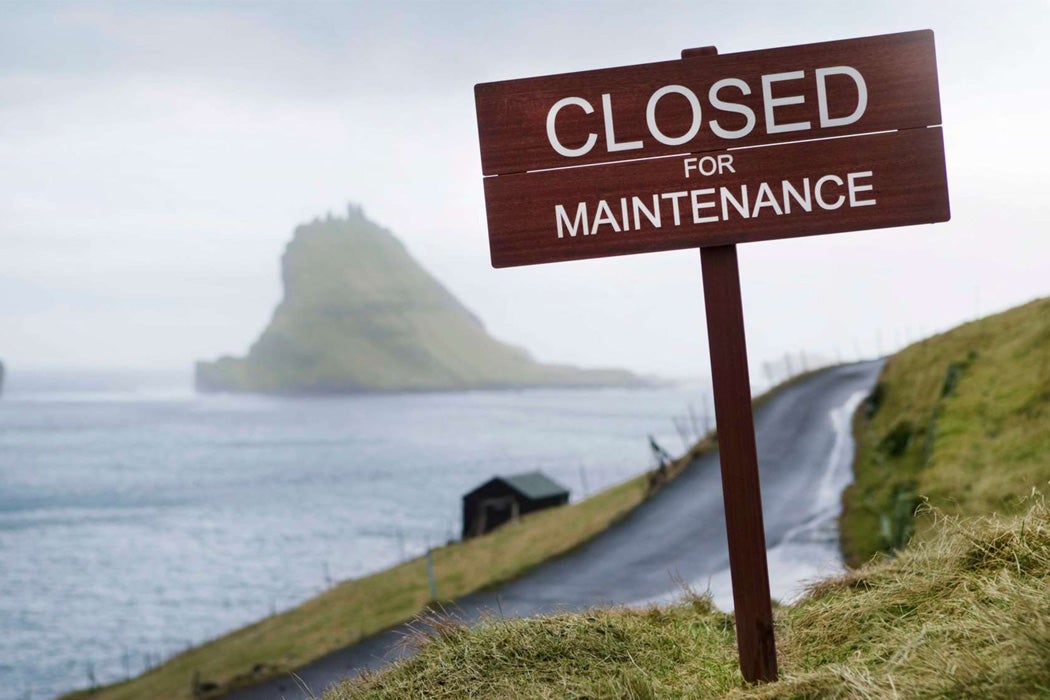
(475, 30, 949, 267)
(473, 31, 950, 684)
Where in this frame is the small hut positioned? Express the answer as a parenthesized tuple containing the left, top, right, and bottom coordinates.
(462, 471, 570, 539)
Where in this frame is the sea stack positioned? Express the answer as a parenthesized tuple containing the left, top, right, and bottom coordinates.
(196, 205, 641, 394)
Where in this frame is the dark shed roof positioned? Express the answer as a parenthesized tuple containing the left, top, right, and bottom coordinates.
(499, 471, 569, 500)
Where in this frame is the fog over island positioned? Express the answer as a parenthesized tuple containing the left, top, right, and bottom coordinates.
(196, 206, 641, 393)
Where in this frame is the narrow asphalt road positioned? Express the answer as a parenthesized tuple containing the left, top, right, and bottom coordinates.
(227, 360, 882, 700)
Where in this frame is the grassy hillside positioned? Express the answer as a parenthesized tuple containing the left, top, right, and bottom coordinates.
(196, 206, 639, 393)
(331, 501, 1050, 699)
(332, 298, 1050, 699)
(75, 300, 1050, 699)
(841, 297, 1050, 565)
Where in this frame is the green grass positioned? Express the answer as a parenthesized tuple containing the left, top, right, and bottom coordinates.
(330, 500, 1050, 699)
(841, 296, 1050, 565)
(332, 297, 1050, 700)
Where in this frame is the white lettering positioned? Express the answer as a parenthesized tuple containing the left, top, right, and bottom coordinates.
(848, 171, 876, 207)
(646, 85, 702, 146)
(721, 185, 750, 219)
(762, 71, 811, 134)
(816, 66, 868, 128)
(691, 188, 718, 223)
(815, 175, 845, 209)
(556, 169, 876, 241)
(620, 197, 631, 230)
(555, 202, 589, 238)
(633, 195, 661, 229)
(546, 97, 597, 158)
(684, 154, 735, 178)
(591, 199, 622, 234)
(708, 78, 756, 139)
(661, 191, 688, 226)
(752, 182, 784, 216)
(602, 93, 643, 152)
(549, 64, 871, 161)
(782, 178, 812, 214)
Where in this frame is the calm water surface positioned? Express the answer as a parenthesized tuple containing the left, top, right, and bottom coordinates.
(0, 372, 715, 700)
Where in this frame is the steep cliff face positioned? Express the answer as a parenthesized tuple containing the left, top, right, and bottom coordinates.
(195, 206, 640, 394)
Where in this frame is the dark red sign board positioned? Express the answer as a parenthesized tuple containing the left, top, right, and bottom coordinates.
(475, 30, 949, 267)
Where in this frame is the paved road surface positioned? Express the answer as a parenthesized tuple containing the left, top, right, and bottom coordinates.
(227, 360, 882, 699)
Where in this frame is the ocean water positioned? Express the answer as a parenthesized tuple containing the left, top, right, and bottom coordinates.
(0, 372, 717, 700)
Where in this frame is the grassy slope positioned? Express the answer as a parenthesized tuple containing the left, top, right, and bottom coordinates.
(334, 297, 1050, 700)
(64, 431, 713, 700)
(842, 296, 1050, 565)
(332, 503, 1050, 700)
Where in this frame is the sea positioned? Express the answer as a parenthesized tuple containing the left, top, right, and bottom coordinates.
(1, 370, 733, 700)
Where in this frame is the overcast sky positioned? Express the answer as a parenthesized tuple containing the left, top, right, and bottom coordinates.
(2, 0, 1048, 380)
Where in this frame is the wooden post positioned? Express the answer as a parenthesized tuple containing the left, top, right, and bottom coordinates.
(682, 44, 777, 683)
(700, 244, 778, 682)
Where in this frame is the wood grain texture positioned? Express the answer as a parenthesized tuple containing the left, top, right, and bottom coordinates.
(700, 244, 778, 683)
(476, 30, 940, 175)
(485, 127, 948, 268)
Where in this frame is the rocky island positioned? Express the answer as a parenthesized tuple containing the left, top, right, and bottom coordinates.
(196, 206, 641, 394)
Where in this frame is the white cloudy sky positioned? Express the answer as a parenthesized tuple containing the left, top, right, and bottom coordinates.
(1, 0, 1048, 379)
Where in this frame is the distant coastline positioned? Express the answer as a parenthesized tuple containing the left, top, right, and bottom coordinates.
(195, 369, 654, 397)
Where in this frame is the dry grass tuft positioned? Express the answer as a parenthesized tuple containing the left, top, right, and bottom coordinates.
(766, 500, 1050, 699)
(332, 501, 1050, 699)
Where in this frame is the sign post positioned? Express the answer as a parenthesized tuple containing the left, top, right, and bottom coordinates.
(473, 30, 949, 683)
(702, 242, 778, 680)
